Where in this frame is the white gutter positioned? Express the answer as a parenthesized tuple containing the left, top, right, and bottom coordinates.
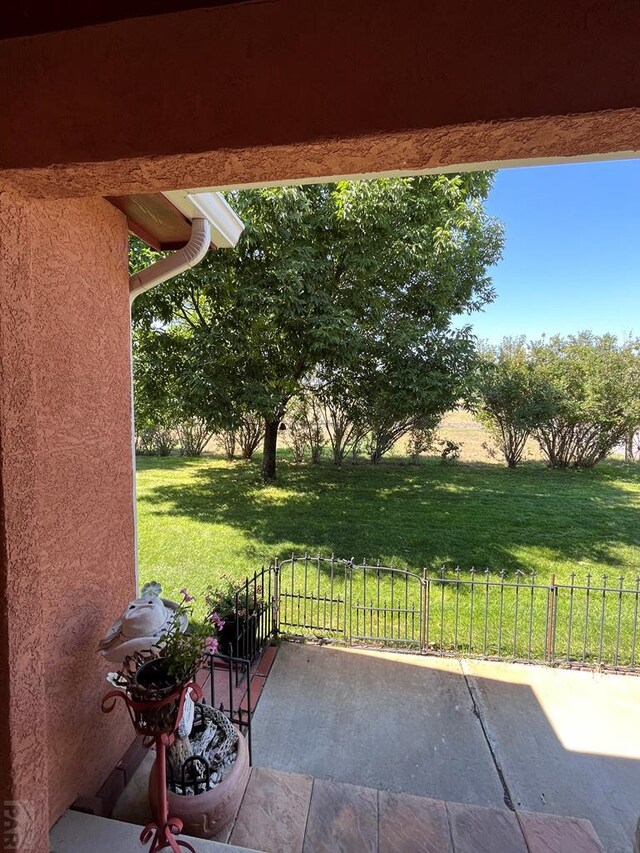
(163, 190, 244, 249)
(129, 217, 212, 302)
(126, 197, 243, 592)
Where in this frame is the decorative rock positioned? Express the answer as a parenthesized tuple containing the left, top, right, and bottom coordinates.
(150, 726, 250, 839)
(164, 703, 241, 798)
(168, 734, 194, 783)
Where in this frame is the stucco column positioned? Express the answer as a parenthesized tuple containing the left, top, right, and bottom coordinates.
(0, 192, 137, 848)
(0, 192, 49, 852)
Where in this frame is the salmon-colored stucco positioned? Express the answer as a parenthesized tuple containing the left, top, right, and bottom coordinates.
(0, 194, 135, 844)
(1, 0, 640, 200)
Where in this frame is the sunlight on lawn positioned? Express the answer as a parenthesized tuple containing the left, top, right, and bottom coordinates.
(136, 455, 640, 606)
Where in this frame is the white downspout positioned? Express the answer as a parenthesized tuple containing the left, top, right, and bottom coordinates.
(128, 217, 212, 590)
(129, 217, 212, 302)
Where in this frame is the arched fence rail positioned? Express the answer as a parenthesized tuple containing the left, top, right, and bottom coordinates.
(231, 556, 640, 673)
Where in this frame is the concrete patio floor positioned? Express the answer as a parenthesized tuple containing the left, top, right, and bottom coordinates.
(251, 641, 640, 853)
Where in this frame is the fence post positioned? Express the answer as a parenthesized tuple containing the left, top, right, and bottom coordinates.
(273, 558, 280, 640)
(546, 573, 556, 663)
(420, 568, 429, 653)
(343, 561, 350, 643)
(348, 562, 354, 645)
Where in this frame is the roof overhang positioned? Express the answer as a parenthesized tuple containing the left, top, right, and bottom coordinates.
(106, 189, 244, 251)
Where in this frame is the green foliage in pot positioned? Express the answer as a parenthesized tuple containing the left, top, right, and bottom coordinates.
(156, 589, 221, 684)
(205, 575, 262, 620)
(111, 589, 222, 694)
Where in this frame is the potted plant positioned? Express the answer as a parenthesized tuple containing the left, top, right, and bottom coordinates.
(102, 585, 250, 841)
(205, 575, 262, 660)
(109, 589, 221, 736)
(143, 590, 251, 840)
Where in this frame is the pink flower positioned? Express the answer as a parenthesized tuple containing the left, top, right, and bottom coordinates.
(211, 612, 225, 631)
(180, 588, 195, 603)
(204, 636, 218, 654)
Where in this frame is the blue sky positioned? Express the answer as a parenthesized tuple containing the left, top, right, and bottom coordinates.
(455, 158, 640, 343)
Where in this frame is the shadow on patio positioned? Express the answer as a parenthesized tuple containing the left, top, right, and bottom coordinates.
(249, 642, 640, 852)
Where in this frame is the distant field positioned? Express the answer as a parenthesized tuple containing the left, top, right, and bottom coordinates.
(431, 409, 625, 463)
(209, 408, 623, 464)
(431, 409, 544, 463)
(208, 408, 545, 463)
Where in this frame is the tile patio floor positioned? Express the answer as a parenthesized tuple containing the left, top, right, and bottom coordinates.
(225, 766, 604, 853)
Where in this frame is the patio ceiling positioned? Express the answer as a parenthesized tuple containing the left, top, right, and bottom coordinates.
(107, 189, 243, 251)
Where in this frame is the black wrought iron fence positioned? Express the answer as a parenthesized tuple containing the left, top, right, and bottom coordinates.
(206, 651, 254, 763)
(218, 564, 278, 661)
(251, 555, 640, 672)
(422, 568, 640, 669)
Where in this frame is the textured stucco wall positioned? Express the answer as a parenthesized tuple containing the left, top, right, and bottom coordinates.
(5, 109, 640, 204)
(0, 193, 49, 853)
(1, 0, 640, 199)
(0, 193, 135, 842)
(32, 197, 136, 823)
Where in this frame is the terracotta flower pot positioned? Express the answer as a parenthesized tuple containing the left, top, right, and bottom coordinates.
(149, 726, 250, 839)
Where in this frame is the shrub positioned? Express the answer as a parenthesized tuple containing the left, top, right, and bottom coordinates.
(530, 333, 640, 468)
(314, 372, 368, 466)
(219, 429, 237, 461)
(474, 334, 640, 469)
(407, 427, 435, 463)
(176, 417, 215, 457)
(439, 439, 462, 462)
(238, 414, 264, 460)
(473, 337, 548, 468)
(287, 417, 307, 463)
(287, 393, 326, 464)
(136, 424, 177, 456)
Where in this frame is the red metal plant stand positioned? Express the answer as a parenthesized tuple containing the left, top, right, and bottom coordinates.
(102, 681, 203, 852)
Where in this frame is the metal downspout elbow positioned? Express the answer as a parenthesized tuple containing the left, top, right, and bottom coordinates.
(129, 218, 211, 302)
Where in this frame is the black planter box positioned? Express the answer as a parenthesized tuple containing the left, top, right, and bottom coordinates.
(217, 612, 259, 660)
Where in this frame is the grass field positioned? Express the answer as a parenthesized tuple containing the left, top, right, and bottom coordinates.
(137, 420, 640, 664)
(137, 452, 640, 593)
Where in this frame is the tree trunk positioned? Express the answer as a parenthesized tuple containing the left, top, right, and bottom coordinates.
(626, 428, 635, 462)
(261, 417, 280, 481)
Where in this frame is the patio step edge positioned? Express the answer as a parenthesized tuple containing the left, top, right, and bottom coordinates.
(241, 766, 605, 853)
(50, 809, 265, 853)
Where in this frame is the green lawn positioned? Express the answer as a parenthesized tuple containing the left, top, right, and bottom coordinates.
(137, 453, 640, 598)
(137, 453, 640, 664)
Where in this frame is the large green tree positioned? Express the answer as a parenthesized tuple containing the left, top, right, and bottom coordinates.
(132, 175, 503, 479)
